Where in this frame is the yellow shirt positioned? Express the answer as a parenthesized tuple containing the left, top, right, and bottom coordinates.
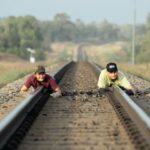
(97, 69, 131, 89)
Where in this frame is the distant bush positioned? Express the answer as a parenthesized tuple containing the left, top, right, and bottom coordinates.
(34, 50, 46, 61)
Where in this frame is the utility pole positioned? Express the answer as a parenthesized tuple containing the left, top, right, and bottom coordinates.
(132, 0, 136, 64)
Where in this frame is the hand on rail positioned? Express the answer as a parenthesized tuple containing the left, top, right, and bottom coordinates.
(98, 87, 114, 94)
(51, 90, 62, 98)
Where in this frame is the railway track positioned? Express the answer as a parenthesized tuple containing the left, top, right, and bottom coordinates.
(0, 60, 150, 150)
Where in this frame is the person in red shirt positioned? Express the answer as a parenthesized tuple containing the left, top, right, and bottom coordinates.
(20, 65, 61, 96)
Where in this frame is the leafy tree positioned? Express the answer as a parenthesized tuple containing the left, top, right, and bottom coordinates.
(0, 13, 147, 62)
(0, 16, 43, 59)
(98, 20, 119, 43)
(49, 13, 77, 42)
(17, 16, 42, 49)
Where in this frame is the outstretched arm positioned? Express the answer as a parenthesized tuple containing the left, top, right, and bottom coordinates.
(20, 85, 28, 93)
(120, 77, 136, 95)
(54, 87, 62, 96)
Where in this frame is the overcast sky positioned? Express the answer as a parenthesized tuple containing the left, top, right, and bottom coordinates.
(0, 0, 150, 24)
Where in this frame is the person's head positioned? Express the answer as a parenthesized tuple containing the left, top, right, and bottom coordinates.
(106, 62, 118, 80)
(35, 65, 46, 82)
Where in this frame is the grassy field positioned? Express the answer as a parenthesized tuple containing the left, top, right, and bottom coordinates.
(118, 63, 150, 81)
(1, 42, 149, 86)
(0, 62, 35, 87)
(84, 42, 150, 81)
(0, 42, 75, 87)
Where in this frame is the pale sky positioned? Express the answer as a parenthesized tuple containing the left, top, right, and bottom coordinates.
(0, 0, 150, 24)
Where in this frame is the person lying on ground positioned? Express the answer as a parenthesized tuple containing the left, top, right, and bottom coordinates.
(97, 62, 135, 95)
(20, 65, 61, 97)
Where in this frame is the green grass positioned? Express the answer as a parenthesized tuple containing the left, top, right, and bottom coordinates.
(0, 42, 75, 87)
(0, 62, 35, 85)
(0, 71, 28, 84)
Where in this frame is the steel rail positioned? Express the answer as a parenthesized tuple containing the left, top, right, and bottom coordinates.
(1, 59, 150, 149)
(75, 46, 150, 148)
(0, 87, 47, 150)
(109, 86, 150, 141)
(0, 61, 74, 150)
(90, 62, 150, 146)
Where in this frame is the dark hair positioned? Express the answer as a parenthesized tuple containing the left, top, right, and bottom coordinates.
(35, 65, 45, 74)
(106, 62, 118, 73)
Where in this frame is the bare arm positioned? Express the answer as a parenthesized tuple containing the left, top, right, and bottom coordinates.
(55, 87, 62, 95)
(20, 85, 28, 93)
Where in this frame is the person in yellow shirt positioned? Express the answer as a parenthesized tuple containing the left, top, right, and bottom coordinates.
(97, 62, 135, 95)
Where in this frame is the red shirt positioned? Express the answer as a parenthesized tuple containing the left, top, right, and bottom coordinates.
(24, 74, 59, 91)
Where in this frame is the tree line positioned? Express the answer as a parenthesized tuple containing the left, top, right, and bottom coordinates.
(0, 13, 149, 62)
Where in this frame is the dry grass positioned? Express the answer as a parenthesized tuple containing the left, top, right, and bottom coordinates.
(0, 62, 36, 86)
(0, 42, 75, 87)
(84, 42, 150, 81)
(118, 63, 150, 81)
(85, 42, 127, 63)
